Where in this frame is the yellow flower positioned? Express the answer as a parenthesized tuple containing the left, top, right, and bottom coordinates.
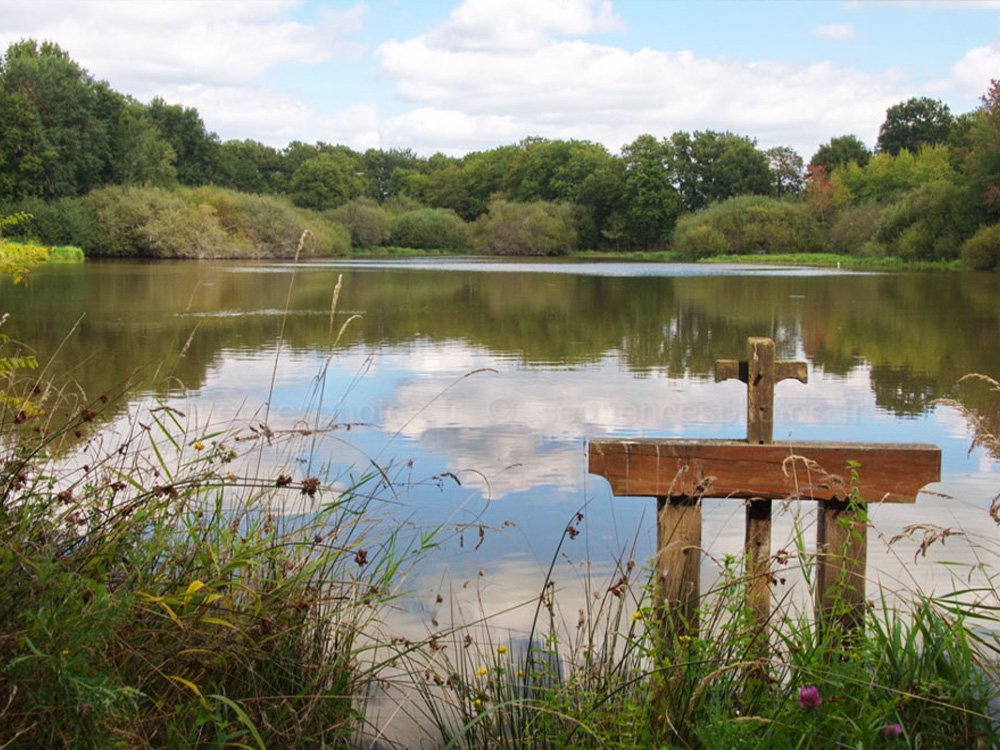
(516, 670, 524, 678)
(497, 645, 508, 654)
(193, 442, 205, 451)
(473, 698, 483, 707)
(631, 611, 642, 621)
(476, 667, 489, 677)
(678, 635, 692, 643)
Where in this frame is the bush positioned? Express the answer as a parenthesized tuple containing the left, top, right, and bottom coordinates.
(829, 203, 884, 256)
(472, 200, 579, 256)
(388, 207, 469, 250)
(0, 196, 97, 249)
(962, 223, 1000, 270)
(874, 181, 978, 261)
(81, 186, 227, 257)
(673, 196, 825, 258)
(77, 186, 351, 258)
(326, 198, 390, 248)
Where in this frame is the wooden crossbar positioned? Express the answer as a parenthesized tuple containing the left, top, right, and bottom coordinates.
(587, 338, 942, 640)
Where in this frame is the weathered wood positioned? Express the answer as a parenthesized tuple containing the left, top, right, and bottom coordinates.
(588, 439, 941, 503)
(657, 496, 701, 642)
(716, 338, 808, 631)
(816, 499, 868, 631)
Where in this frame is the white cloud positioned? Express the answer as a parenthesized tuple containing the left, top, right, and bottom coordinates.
(377, 24, 899, 156)
(0, 0, 368, 144)
(949, 44, 1000, 99)
(813, 23, 856, 41)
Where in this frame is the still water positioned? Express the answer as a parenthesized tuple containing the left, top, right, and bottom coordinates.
(4, 257, 1000, 634)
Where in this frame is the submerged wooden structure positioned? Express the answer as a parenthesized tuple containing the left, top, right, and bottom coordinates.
(589, 337, 941, 637)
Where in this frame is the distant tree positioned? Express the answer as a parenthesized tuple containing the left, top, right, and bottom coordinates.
(876, 96, 954, 156)
(665, 130, 772, 211)
(0, 39, 113, 198)
(809, 135, 871, 172)
(362, 147, 421, 202)
(216, 139, 283, 194)
(288, 152, 366, 211)
(112, 102, 177, 187)
(147, 97, 220, 186)
(766, 145, 805, 197)
(962, 79, 1000, 222)
(620, 134, 680, 246)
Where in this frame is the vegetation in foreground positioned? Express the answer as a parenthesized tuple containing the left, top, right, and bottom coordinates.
(1, 237, 999, 749)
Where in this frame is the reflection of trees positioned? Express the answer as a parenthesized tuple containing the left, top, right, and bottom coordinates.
(2, 261, 1000, 423)
(869, 363, 938, 417)
(950, 376, 1000, 462)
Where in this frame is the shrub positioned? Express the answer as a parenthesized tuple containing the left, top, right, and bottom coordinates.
(326, 198, 390, 248)
(829, 203, 884, 256)
(874, 181, 978, 261)
(673, 196, 825, 258)
(962, 223, 1000, 270)
(472, 200, 579, 256)
(388, 207, 469, 250)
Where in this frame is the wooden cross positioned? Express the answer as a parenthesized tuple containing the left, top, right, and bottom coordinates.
(589, 337, 941, 639)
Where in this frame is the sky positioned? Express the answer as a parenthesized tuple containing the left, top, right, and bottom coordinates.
(2, 0, 1000, 160)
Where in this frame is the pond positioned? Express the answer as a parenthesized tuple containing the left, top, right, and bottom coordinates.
(4, 257, 1000, 639)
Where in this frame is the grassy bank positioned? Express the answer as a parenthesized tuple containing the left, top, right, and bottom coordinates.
(700, 252, 963, 271)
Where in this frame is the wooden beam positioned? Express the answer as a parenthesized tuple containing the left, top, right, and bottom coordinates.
(589, 439, 940, 503)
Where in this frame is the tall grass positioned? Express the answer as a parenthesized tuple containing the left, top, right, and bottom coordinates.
(0, 239, 424, 748)
(402, 505, 999, 749)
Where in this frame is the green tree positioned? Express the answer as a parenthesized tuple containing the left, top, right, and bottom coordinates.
(362, 147, 422, 203)
(809, 135, 871, 172)
(0, 86, 47, 200)
(665, 130, 772, 211)
(146, 97, 220, 186)
(766, 145, 805, 197)
(876, 96, 954, 157)
(620, 134, 680, 247)
(111, 102, 177, 187)
(216, 139, 283, 194)
(0, 40, 112, 199)
(288, 152, 365, 211)
(962, 79, 1000, 223)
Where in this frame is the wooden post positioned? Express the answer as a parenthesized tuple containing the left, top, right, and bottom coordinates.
(816, 499, 868, 632)
(589, 337, 941, 641)
(656, 496, 701, 642)
(716, 338, 807, 631)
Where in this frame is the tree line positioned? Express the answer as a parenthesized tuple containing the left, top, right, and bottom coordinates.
(3, 39, 1000, 266)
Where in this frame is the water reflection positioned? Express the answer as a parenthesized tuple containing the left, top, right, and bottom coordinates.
(3, 259, 1000, 631)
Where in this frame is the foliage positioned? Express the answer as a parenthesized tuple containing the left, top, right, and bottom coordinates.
(833, 145, 960, 205)
(327, 197, 391, 248)
(673, 195, 825, 258)
(76, 185, 350, 258)
(766, 145, 805, 197)
(961, 222, 1000, 270)
(666, 129, 773, 211)
(289, 151, 367, 211)
(405, 519, 997, 750)
(388, 207, 470, 250)
(877, 96, 954, 157)
(809, 134, 871, 171)
(473, 200, 579, 256)
(874, 181, 978, 261)
(620, 134, 681, 247)
(829, 203, 885, 256)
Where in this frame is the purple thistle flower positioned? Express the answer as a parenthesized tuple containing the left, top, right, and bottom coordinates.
(797, 685, 823, 708)
(881, 723, 903, 738)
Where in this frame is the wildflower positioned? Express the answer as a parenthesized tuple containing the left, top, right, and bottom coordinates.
(678, 634, 692, 642)
(631, 611, 642, 621)
(193, 442, 205, 451)
(881, 724, 903, 738)
(516, 670, 524, 678)
(497, 645, 508, 654)
(797, 686, 823, 708)
(476, 667, 489, 677)
(472, 698, 483, 708)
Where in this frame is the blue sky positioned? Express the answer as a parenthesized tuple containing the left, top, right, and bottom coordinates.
(3, 0, 1000, 160)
